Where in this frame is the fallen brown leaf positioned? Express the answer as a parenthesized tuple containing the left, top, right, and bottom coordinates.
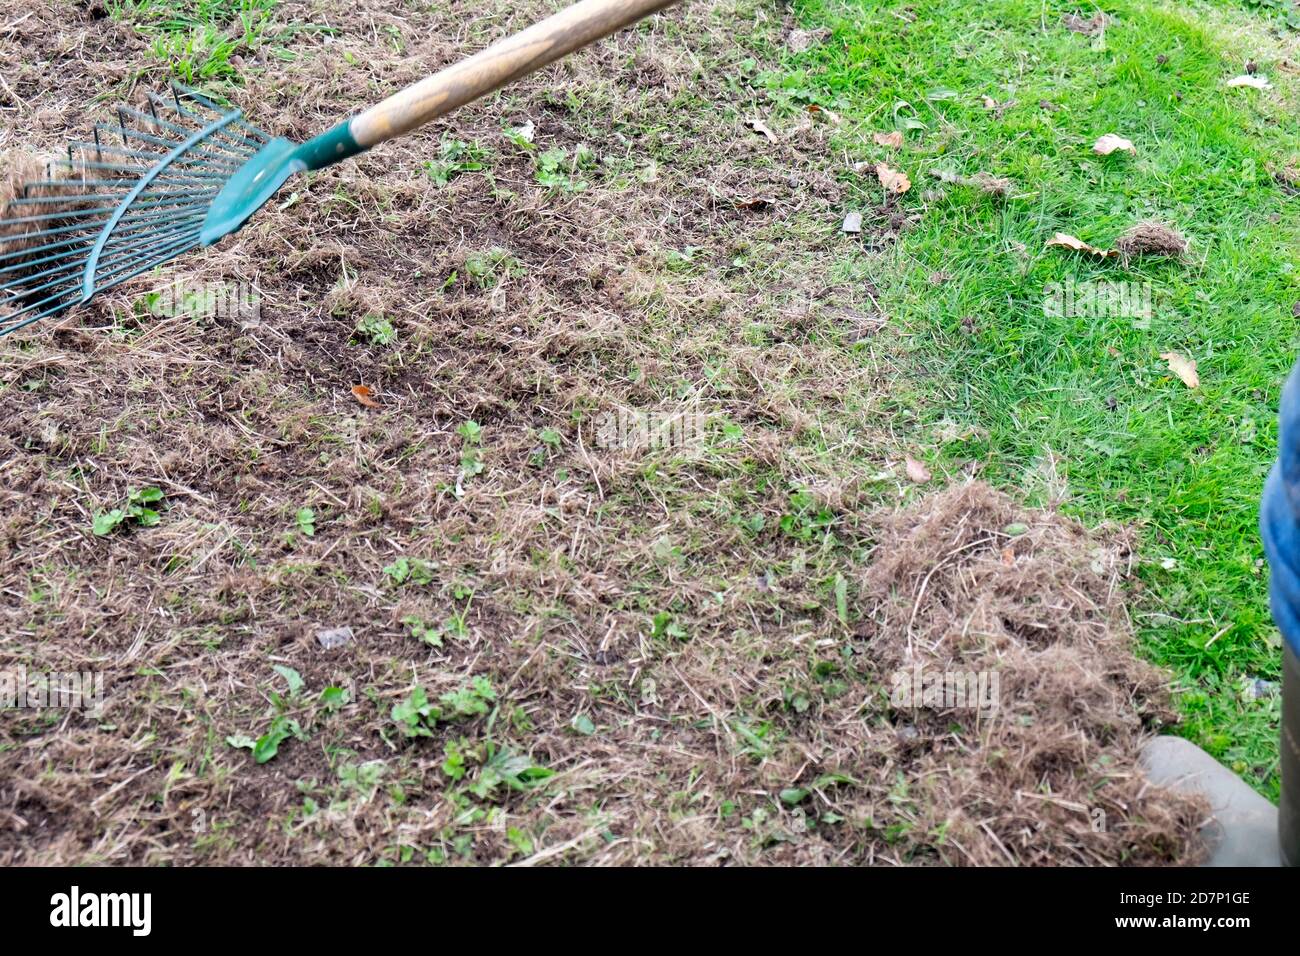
(873, 130, 904, 149)
(746, 118, 778, 142)
(786, 27, 829, 53)
(981, 95, 1016, 114)
(1274, 163, 1300, 191)
(969, 172, 1013, 196)
(806, 104, 841, 124)
(1159, 352, 1200, 389)
(1093, 133, 1136, 156)
(1046, 232, 1117, 258)
(351, 385, 380, 408)
(875, 163, 912, 195)
(930, 168, 1014, 196)
(905, 456, 932, 484)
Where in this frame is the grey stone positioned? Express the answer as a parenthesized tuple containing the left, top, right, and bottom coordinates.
(316, 626, 354, 650)
(1140, 736, 1280, 867)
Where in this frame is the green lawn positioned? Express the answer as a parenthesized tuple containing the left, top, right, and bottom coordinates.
(781, 0, 1297, 796)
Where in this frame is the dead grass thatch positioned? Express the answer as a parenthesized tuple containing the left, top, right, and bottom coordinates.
(0, 0, 1204, 866)
(857, 482, 1205, 865)
(1115, 220, 1188, 260)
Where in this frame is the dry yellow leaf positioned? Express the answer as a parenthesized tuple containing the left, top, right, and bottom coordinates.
(1046, 232, 1118, 258)
(873, 130, 904, 149)
(806, 104, 841, 124)
(981, 95, 1015, 112)
(351, 384, 381, 408)
(905, 456, 931, 484)
(875, 163, 912, 194)
(1093, 133, 1136, 156)
(1159, 352, 1200, 389)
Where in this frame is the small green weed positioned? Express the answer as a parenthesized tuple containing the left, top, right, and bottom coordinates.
(462, 249, 518, 290)
(458, 419, 485, 486)
(390, 676, 497, 738)
(92, 487, 164, 537)
(1243, 0, 1300, 30)
(423, 137, 487, 186)
(383, 557, 437, 586)
(225, 665, 348, 764)
(649, 610, 688, 641)
(401, 587, 473, 648)
(778, 486, 835, 541)
(353, 313, 396, 346)
(535, 145, 597, 193)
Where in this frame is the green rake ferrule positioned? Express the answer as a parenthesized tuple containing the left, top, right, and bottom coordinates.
(295, 121, 366, 170)
(198, 120, 364, 247)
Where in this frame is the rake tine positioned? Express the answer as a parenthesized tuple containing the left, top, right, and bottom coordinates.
(117, 104, 245, 156)
(0, 195, 211, 231)
(93, 231, 201, 293)
(170, 83, 271, 144)
(1, 217, 202, 298)
(67, 140, 231, 175)
(0, 202, 212, 269)
(2, 270, 82, 310)
(92, 124, 248, 171)
(0, 236, 94, 275)
(1, 289, 80, 327)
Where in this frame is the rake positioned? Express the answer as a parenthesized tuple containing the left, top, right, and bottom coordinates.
(0, 0, 679, 336)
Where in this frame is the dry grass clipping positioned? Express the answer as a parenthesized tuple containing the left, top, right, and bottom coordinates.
(1063, 12, 1109, 36)
(0, 148, 121, 327)
(858, 482, 1205, 865)
(1115, 220, 1188, 260)
(0, 151, 54, 257)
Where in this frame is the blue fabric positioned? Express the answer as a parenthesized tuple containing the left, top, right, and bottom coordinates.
(1261, 360, 1300, 657)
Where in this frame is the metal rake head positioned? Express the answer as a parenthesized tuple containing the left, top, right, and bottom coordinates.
(0, 84, 271, 336)
(1, 1, 687, 338)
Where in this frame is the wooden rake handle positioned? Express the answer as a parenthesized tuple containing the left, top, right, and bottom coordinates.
(350, 0, 683, 149)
